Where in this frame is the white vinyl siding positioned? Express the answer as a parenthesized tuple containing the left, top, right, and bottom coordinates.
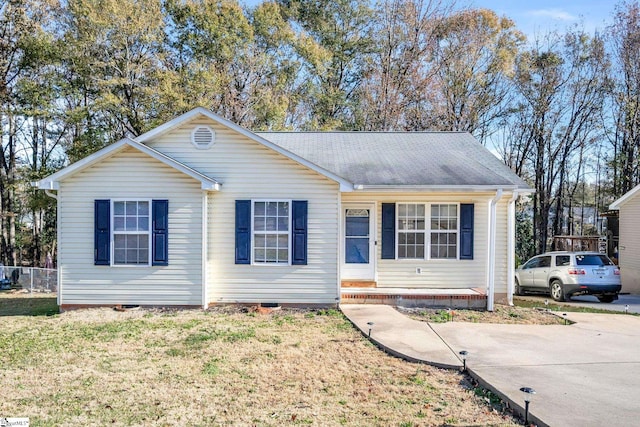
(58, 147, 203, 306)
(148, 119, 340, 305)
(341, 192, 512, 295)
(618, 195, 640, 293)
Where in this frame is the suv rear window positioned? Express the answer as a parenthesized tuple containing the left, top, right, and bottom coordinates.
(575, 254, 613, 266)
(556, 255, 570, 266)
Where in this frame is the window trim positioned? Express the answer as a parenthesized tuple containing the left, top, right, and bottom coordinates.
(397, 203, 427, 260)
(251, 199, 292, 266)
(111, 198, 152, 267)
(395, 202, 460, 261)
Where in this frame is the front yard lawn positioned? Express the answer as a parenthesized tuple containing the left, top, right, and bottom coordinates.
(0, 294, 518, 426)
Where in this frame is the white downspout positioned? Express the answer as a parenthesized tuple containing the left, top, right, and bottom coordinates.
(201, 192, 208, 309)
(487, 189, 504, 311)
(43, 189, 60, 307)
(507, 191, 519, 306)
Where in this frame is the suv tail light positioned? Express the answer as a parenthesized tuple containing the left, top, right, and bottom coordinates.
(568, 268, 586, 275)
(614, 269, 620, 275)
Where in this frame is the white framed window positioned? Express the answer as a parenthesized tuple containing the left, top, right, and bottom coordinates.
(252, 200, 290, 264)
(430, 204, 458, 259)
(397, 203, 426, 259)
(396, 203, 458, 260)
(112, 200, 151, 266)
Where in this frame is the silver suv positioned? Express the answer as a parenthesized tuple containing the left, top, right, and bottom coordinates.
(515, 252, 621, 302)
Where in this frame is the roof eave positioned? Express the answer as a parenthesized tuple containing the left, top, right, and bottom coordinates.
(352, 184, 533, 193)
(609, 183, 640, 210)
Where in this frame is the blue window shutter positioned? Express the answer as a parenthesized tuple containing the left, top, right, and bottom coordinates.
(381, 203, 396, 259)
(235, 200, 251, 264)
(94, 199, 110, 265)
(460, 203, 474, 260)
(292, 200, 308, 265)
(152, 200, 169, 266)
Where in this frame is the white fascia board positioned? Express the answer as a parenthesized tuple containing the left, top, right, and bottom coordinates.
(135, 107, 354, 191)
(353, 184, 531, 193)
(610, 183, 640, 210)
(35, 137, 220, 191)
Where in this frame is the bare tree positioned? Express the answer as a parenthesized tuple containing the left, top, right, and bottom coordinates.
(500, 30, 609, 253)
(607, 1, 640, 195)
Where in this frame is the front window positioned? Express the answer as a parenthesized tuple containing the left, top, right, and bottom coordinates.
(113, 200, 150, 265)
(430, 204, 458, 259)
(397, 204, 426, 259)
(397, 203, 458, 259)
(253, 201, 290, 264)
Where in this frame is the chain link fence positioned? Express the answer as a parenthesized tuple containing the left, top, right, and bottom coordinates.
(0, 266, 57, 293)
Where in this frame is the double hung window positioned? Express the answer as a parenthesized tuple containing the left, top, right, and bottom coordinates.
(113, 201, 150, 265)
(253, 201, 290, 264)
(430, 204, 458, 259)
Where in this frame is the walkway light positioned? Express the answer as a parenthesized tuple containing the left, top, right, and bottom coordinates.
(519, 387, 536, 425)
(366, 321, 374, 338)
(459, 350, 468, 372)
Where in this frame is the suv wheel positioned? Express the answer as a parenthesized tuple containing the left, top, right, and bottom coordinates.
(515, 278, 523, 296)
(550, 280, 565, 302)
(597, 295, 615, 303)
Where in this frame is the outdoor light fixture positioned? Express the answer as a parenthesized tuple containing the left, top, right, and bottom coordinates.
(519, 387, 536, 425)
(544, 299, 549, 310)
(459, 350, 468, 372)
(563, 313, 568, 325)
(625, 305, 629, 314)
(366, 321, 374, 338)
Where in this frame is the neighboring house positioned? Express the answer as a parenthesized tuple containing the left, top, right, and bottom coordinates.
(610, 184, 640, 294)
(36, 107, 531, 311)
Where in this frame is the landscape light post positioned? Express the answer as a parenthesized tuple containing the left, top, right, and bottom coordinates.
(366, 321, 374, 338)
(458, 350, 468, 372)
(519, 387, 536, 425)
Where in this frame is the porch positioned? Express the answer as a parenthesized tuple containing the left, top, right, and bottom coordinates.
(340, 286, 487, 309)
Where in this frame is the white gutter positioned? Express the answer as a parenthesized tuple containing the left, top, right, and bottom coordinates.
(353, 184, 519, 193)
(506, 191, 519, 306)
(44, 189, 58, 200)
(486, 189, 504, 311)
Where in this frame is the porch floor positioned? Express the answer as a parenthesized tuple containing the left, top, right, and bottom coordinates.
(340, 287, 487, 309)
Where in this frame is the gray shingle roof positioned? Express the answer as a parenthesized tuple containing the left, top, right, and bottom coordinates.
(256, 132, 530, 189)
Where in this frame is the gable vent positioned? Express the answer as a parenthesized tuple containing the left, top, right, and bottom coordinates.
(191, 126, 215, 149)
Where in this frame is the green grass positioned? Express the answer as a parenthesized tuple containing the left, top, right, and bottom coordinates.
(0, 294, 58, 316)
(0, 297, 519, 426)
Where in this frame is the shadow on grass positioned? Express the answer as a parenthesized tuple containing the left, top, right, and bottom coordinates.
(0, 292, 59, 316)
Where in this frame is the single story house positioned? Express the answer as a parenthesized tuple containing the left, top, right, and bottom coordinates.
(36, 107, 531, 311)
(610, 184, 640, 294)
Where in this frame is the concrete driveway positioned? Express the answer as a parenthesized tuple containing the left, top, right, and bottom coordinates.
(342, 305, 640, 427)
(431, 313, 640, 427)
(517, 293, 640, 314)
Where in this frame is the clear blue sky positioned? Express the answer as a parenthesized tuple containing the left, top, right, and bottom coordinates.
(241, 0, 615, 38)
(474, 0, 615, 38)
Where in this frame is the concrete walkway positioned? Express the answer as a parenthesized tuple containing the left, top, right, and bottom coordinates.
(341, 304, 640, 427)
